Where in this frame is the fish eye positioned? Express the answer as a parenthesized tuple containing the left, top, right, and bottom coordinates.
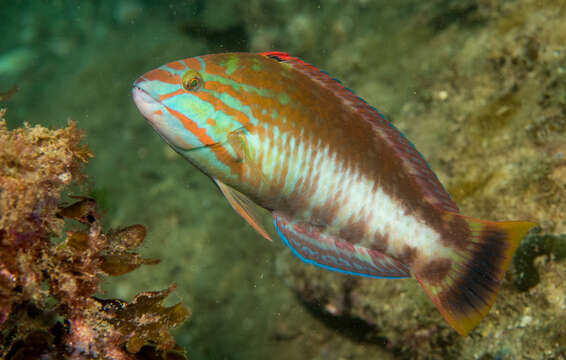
(182, 70, 203, 91)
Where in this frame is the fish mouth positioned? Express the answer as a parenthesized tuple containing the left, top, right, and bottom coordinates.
(132, 84, 188, 149)
(132, 84, 220, 152)
(132, 85, 163, 122)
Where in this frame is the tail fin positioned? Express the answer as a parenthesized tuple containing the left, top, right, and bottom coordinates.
(414, 213, 536, 336)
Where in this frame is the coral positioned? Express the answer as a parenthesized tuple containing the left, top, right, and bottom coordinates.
(0, 110, 189, 359)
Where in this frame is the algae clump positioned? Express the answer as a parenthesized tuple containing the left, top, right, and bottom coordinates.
(0, 109, 189, 359)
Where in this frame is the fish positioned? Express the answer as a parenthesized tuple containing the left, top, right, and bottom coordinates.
(132, 51, 536, 336)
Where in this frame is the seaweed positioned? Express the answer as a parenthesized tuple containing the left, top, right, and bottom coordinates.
(513, 228, 566, 291)
(0, 109, 190, 359)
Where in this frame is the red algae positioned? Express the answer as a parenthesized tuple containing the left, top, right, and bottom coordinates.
(0, 109, 189, 359)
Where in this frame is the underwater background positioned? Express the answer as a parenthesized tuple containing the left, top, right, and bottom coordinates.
(1, 0, 566, 359)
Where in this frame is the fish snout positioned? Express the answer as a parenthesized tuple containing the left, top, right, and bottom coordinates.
(132, 83, 196, 151)
(132, 85, 163, 122)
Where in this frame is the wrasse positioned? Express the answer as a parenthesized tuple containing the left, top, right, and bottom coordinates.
(132, 52, 535, 335)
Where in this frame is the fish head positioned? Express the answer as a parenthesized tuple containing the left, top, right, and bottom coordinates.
(132, 54, 254, 153)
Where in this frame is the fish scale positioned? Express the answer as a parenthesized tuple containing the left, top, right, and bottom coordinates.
(133, 51, 536, 336)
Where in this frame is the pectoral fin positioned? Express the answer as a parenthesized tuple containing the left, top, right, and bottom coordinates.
(227, 129, 252, 162)
(227, 129, 269, 183)
(214, 179, 273, 242)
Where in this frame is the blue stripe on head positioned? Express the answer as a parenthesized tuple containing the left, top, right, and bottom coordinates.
(196, 56, 206, 71)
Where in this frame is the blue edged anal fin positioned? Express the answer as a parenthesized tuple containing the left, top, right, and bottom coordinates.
(214, 179, 273, 241)
(274, 214, 409, 278)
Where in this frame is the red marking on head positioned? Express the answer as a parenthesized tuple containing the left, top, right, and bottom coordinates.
(165, 106, 241, 175)
(166, 107, 213, 145)
(206, 118, 216, 126)
(191, 90, 252, 129)
(205, 80, 242, 101)
(153, 109, 163, 116)
(142, 69, 180, 85)
(203, 61, 229, 76)
(184, 58, 202, 71)
(158, 88, 185, 102)
(167, 61, 187, 71)
(205, 79, 298, 136)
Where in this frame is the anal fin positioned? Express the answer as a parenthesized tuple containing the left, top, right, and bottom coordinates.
(274, 214, 409, 278)
(215, 179, 273, 242)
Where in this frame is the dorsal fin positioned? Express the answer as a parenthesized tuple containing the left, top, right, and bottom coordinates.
(260, 51, 459, 213)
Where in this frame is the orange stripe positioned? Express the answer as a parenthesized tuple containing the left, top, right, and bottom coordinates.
(158, 88, 185, 102)
(192, 90, 252, 129)
(184, 58, 202, 71)
(166, 107, 214, 145)
(205, 81, 244, 102)
(143, 69, 179, 84)
(165, 106, 241, 175)
(167, 61, 186, 71)
(203, 61, 228, 76)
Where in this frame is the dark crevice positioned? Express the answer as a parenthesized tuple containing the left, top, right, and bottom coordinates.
(179, 23, 248, 52)
(427, 2, 483, 32)
(296, 294, 388, 346)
